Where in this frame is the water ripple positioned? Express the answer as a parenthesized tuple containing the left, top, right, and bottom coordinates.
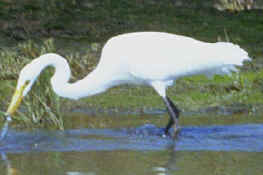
(0, 124, 262, 153)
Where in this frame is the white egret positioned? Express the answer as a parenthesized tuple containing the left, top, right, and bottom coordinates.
(2, 32, 250, 138)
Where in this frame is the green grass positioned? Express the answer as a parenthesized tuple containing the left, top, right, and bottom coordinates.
(0, 110, 6, 116)
(0, 39, 64, 129)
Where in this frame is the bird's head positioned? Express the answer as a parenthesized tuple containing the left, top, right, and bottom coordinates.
(6, 62, 38, 116)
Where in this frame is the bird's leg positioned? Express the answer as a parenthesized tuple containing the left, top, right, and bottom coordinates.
(162, 96, 180, 136)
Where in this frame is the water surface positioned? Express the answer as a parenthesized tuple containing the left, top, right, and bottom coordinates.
(0, 114, 262, 175)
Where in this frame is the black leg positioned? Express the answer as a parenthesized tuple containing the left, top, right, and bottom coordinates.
(162, 96, 180, 135)
(167, 97, 180, 118)
(164, 116, 174, 135)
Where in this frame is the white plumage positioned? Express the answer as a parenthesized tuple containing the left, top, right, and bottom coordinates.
(5, 32, 251, 137)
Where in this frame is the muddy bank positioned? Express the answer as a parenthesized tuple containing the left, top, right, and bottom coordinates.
(69, 103, 260, 117)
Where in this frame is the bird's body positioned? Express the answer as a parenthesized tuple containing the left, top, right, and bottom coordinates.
(31, 32, 248, 99)
(3, 32, 251, 138)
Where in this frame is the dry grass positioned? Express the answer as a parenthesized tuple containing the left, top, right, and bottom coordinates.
(214, 0, 255, 11)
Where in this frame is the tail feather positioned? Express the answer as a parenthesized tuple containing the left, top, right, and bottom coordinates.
(215, 42, 251, 66)
(204, 42, 251, 78)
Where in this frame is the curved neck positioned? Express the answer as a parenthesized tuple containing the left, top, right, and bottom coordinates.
(35, 53, 109, 100)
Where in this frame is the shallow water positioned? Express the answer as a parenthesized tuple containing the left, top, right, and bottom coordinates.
(0, 114, 263, 175)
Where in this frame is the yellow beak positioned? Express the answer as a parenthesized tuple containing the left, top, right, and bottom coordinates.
(6, 84, 27, 116)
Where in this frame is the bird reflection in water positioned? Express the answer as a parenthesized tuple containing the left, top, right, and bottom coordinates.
(1, 152, 18, 175)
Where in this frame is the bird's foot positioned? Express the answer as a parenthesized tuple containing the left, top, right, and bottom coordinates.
(162, 125, 181, 139)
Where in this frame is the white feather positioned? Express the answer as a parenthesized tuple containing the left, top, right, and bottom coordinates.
(17, 32, 251, 99)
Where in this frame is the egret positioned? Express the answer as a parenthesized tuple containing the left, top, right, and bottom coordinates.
(2, 32, 250, 139)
